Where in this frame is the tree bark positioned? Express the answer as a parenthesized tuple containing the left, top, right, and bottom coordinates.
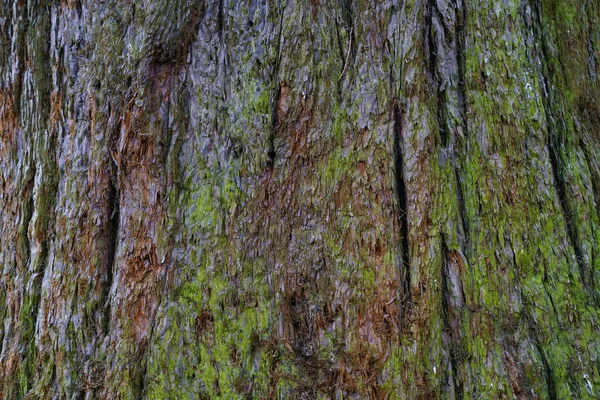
(0, 0, 599, 398)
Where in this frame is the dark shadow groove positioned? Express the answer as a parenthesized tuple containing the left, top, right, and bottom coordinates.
(393, 102, 411, 316)
(453, 0, 470, 255)
(217, 0, 224, 39)
(338, 0, 356, 62)
(102, 169, 119, 335)
(533, 337, 557, 400)
(266, 9, 285, 170)
(455, 0, 467, 131)
(267, 83, 281, 169)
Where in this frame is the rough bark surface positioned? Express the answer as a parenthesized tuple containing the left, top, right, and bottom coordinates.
(0, 0, 599, 399)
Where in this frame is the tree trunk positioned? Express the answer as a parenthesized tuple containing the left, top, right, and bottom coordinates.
(1, 0, 599, 398)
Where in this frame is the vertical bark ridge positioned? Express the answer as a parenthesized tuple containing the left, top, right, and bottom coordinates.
(460, 0, 577, 396)
(425, 0, 471, 395)
(0, 164, 35, 398)
(7, 1, 58, 396)
(528, 0, 590, 293)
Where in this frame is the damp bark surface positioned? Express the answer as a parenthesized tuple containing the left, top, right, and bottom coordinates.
(0, 0, 599, 399)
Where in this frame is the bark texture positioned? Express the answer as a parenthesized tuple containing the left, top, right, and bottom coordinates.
(0, 0, 599, 398)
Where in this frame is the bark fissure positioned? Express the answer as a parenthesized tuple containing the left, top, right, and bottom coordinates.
(393, 102, 411, 311)
(217, 0, 224, 40)
(453, 0, 469, 251)
(534, 336, 557, 400)
(103, 168, 119, 335)
(17, 166, 36, 276)
(267, 83, 280, 169)
(334, 18, 345, 78)
(424, 0, 435, 77)
(547, 129, 588, 283)
(338, 0, 356, 64)
(267, 11, 284, 169)
(427, 0, 470, 252)
(454, 0, 467, 132)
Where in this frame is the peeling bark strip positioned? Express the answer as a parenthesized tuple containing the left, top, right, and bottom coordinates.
(1, 0, 600, 399)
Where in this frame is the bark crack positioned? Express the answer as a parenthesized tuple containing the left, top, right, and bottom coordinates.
(267, 10, 285, 170)
(217, 0, 224, 40)
(338, 0, 356, 63)
(102, 165, 119, 335)
(393, 101, 411, 316)
(267, 83, 280, 169)
(533, 336, 557, 400)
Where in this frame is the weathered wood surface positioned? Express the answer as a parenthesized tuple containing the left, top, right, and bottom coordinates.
(0, 0, 599, 398)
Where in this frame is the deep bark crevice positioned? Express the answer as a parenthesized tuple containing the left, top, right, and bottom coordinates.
(546, 132, 589, 283)
(217, 0, 224, 40)
(424, 0, 437, 83)
(267, 12, 284, 170)
(427, 0, 470, 253)
(436, 93, 450, 148)
(454, 0, 467, 132)
(267, 83, 280, 169)
(393, 101, 411, 314)
(453, 0, 469, 252)
(102, 169, 119, 335)
(533, 337, 557, 400)
(334, 18, 345, 78)
(338, 0, 356, 64)
(454, 168, 469, 251)
(17, 165, 36, 273)
(426, 0, 450, 148)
